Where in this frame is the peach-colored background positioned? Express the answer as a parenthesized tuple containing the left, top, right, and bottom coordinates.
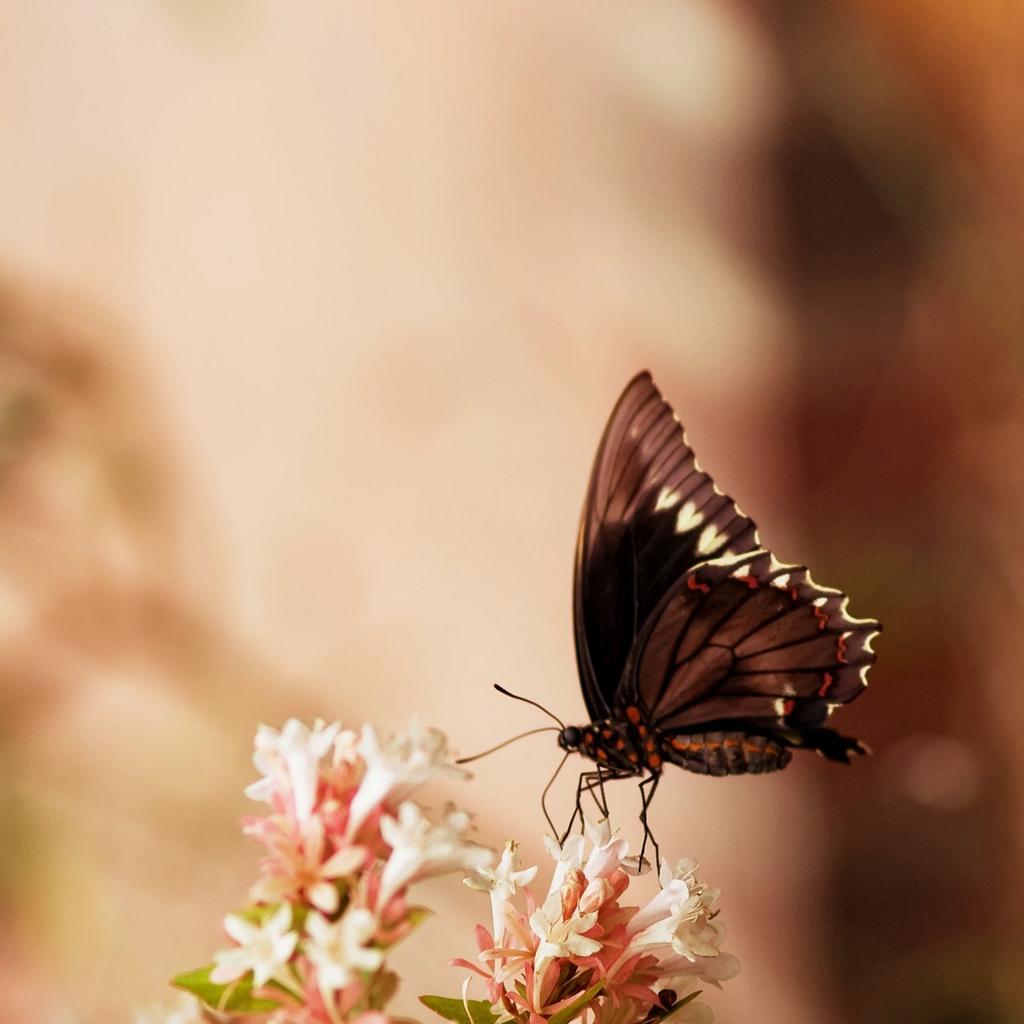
(2, 3, 1023, 1023)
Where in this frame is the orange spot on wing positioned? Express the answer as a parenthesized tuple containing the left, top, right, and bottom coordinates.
(687, 576, 711, 594)
(615, 738, 626, 751)
(818, 671, 834, 697)
(782, 699, 796, 716)
(736, 575, 759, 589)
(597, 748, 608, 761)
(628, 751, 639, 764)
(837, 635, 849, 664)
(813, 607, 829, 630)
(648, 754, 663, 770)
(626, 706, 641, 725)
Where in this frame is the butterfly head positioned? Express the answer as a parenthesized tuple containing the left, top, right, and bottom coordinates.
(557, 725, 583, 751)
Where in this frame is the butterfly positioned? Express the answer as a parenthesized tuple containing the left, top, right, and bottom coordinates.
(548, 371, 881, 860)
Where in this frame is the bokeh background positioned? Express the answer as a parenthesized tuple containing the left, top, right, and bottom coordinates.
(2, 2, 1023, 1022)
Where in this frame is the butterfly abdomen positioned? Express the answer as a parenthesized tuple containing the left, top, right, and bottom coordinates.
(664, 730, 792, 776)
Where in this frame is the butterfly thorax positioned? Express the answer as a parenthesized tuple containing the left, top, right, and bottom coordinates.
(569, 717, 652, 776)
(568, 704, 793, 777)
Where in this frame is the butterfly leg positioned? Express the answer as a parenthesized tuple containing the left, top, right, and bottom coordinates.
(592, 763, 611, 819)
(561, 770, 592, 842)
(562, 769, 614, 843)
(637, 773, 661, 874)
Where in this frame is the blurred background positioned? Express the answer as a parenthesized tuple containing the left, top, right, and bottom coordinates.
(1, 2, 1023, 1022)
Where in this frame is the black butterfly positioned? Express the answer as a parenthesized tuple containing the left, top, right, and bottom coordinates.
(548, 371, 880, 859)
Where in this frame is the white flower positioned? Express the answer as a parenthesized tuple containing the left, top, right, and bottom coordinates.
(529, 890, 601, 1004)
(668, 908, 725, 961)
(582, 830, 630, 880)
(246, 718, 340, 825)
(466, 839, 537, 897)
(542, 832, 585, 897)
(377, 801, 492, 906)
(210, 904, 299, 988)
(347, 720, 468, 838)
(332, 727, 362, 766)
(659, 949, 740, 989)
(134, 994, 203, 1024)
(629, 861, 725, 962)
(249, 814, 366, 914)
(530, 894, 601, 961)
(305, 908, 384, 991)
(466, 839, 538, 941)
(659, 857, 702, 891)
(628, 877, 691, 944)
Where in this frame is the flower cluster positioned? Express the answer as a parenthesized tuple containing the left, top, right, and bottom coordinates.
(172, 717, 492, 1024)
(134, 993, 204, 1024)
(427, 822, 737, 1024)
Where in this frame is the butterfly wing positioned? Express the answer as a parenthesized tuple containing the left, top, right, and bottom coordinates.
(573, 372, 761, 720)
(622, 549, 880, 759)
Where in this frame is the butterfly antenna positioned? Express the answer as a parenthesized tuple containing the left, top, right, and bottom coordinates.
(541, 751, 570, 835)
(493, 684, 565, 729)
(455, 727, 560, 765)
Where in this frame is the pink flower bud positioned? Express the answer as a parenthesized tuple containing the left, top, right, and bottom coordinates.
(578, 877, 613, 914)
(579, 867, 630, 914)
(607, 868, 630, 901)
(559, 868, 586, 919)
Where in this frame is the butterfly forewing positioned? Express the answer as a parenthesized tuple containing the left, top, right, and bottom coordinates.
(573, 372, 761, 719)
(624, 550, 880, 734)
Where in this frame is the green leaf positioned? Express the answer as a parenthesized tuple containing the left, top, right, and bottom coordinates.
(237, 901, 312, 931)
(171, 964, 281, 1013)
(368, 968, 400, 1010)
(406, 905, 434, 931)
(547, 981, 605, 1024)
(419, 994, 499, 1024)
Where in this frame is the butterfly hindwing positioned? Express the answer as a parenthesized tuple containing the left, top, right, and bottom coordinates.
(573, 372, 761, 719)
(622, 549, 880, 738)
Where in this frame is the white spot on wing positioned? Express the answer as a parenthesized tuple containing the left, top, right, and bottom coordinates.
(675, 500, 705, 533)
(655, 486, 681, 512)
(696, 523, 728, 554)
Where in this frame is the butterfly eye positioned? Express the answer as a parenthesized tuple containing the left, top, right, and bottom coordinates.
(558, 727, 583, 750)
